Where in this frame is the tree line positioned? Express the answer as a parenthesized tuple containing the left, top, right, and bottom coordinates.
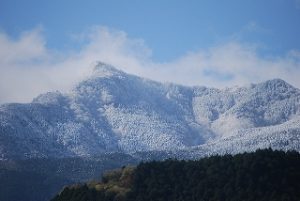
(52, 149, 300, 201)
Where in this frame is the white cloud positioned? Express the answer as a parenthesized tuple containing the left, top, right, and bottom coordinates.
(0, 26, 300, 104)
(127, 41, 300, 88)
(0, 27, 48, 65)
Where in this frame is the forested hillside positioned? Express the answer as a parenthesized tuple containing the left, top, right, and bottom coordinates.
(2, 64, 300, 160)
(0, 153, 138, 201)
(51, 149, 300, 201)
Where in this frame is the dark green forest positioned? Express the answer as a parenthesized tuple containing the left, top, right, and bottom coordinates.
(51, 149, 300, 201)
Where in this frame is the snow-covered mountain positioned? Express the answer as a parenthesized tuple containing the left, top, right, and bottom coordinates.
(1, 62, 300, 159)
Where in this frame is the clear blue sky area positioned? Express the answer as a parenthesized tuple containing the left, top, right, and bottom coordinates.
(0, 0, 299, 61)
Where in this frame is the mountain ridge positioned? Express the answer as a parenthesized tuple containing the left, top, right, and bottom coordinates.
(1, 63, 300, 159)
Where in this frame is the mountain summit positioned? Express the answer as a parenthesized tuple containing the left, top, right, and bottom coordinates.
(1, 63, 300, 159)
(92, 62, 125, 78)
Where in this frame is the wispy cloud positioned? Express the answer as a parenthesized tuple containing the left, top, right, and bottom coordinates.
(0, 26, 300, 104)
(230, 21, 270, 41)
(0, 27, 48, 65)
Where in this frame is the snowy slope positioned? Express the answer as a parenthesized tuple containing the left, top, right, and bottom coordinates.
(0, 62, 300, 159)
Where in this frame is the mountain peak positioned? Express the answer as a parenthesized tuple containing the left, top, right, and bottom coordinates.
(266, 78, 288, 85)
(92, 62, 124, 78)
(257, 78, 295, 91)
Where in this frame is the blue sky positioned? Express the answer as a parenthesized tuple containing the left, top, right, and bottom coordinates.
(1, 0, 300, 61)
(0, 0, 300, 103)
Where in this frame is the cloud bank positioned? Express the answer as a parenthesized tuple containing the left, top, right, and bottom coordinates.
(0, 26, 300, 103)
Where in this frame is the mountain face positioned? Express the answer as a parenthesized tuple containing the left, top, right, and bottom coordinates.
(1, 62, 300, 159)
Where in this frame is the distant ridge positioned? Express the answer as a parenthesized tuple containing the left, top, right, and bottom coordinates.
(0, 62, 300, 159)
